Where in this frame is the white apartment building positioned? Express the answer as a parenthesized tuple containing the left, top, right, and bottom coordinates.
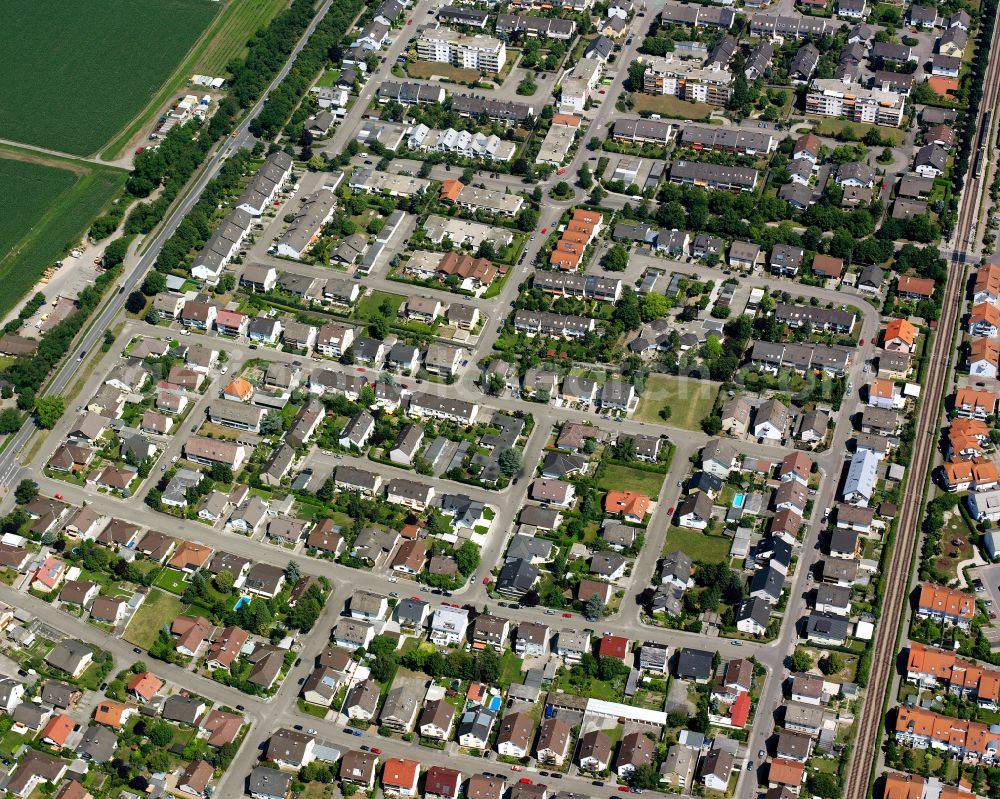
(806, 79, 905, 126)
(642, 56, 733, 106)
(416, 27, 506, 72)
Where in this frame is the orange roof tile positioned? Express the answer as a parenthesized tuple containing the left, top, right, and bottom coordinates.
(970, 302, 1000, 326)
(552, 114, 581, 127)
(41, 714, 74, 746)
(883, 772, 925, 799)
(885, 319, 917, 346)
(969, 338, 1000, 366)
(768, 758, 805, 786)
(927, 76, 959, 97)
(897, 275, 936, 297)
(439, 179, 463, 202)
(94, 699, 135, 728)
(603, 490, 650, 519)
(381, 758, 420, 789)
(870, 378, 895, 399)
(976, 263, 1000, 297)
(126, 671, 163, 701)
(168, 541, 212, 571)
(917, 583, 975, 621)
(224, 378, 254, 400)
(955, 387, 997, 413)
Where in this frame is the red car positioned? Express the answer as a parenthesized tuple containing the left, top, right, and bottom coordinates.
(619, 787, 631, 793)
(859, 338, 865, 346)
(483, 577, 491, 584)
(407, 18, 413, 23)
(562, 612, 572, 618)
(520, 778, 533, 785)
(371, 748, 382, 755)
(598, 89, 606, 94)
(668, 506, 675, 515)
(54, 493, 64, 500)
(356, 367, 365, 372)
(511, 766, 523, 772)
(541, 227, 547, 234)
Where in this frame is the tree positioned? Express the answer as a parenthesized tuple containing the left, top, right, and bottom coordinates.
(613, 436, 636, 462)
(552, 181, 572, 199)
(820, 652, 844, 675)
(260, 412, 284, 435)
(485, 372, 505, 397)
(640, 292, 669, 321)
(14, 479, 38, 505)
(103, 238, 129, 268)
(627, 60, 647, 92)
(34, 396, 64, 429)
(146, 721, 174, 747)
(701, 415, 722, 435)
(208, 463, 233, 484)
(285, 560, 301, 583)
(498, 448, 521, 476)
(578, 163, 593, 190)
(602, 244, 629, 272)
(214, 570, 235, 594)
(791, 648, 813, 672)
(629, 763, 661, 790)
(0, 408, 22, 434)
(125, 290, 147, 313)
(141, 271, 166, 296)
(584, 594, 605, 621)
(455, 540, 480, 576)
(806, 772, 841, 799)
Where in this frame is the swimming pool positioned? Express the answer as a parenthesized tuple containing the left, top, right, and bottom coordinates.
(732, 493, 746, 509)
(488, 695, 502, 712)
(233, 596, 251, 611)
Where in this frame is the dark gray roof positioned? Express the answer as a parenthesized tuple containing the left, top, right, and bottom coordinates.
(676, 647, 714, 680)
(76, 724, 118, 762)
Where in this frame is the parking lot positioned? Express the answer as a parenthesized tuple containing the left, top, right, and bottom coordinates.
(968, 563, 1000, 647)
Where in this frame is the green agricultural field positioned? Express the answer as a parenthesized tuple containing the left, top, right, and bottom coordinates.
(192, 0, 291, 76)
(0, 152, 126, 318)
(0, 0, 220, 155)
(634, 374, 719, 430)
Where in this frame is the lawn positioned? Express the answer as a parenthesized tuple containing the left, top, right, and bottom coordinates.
(123, 589, 186, 649)
(0, 0, 220, 155)
(937, 508, 975, 581)
(152, 568, 190, 595)
(631, 94, 713, 120)
(811, 118, 902, 146)
(407, 61, 482, 83)
(598, 464, 666, 500)
(500, 651, 524, 685)
(664, 526, 731, 563)
(0, 152, 126, 317)
(353, 290, 406, 322)
(634, 374, 719, 431)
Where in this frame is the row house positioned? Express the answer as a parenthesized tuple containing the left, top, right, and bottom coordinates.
(907, 642, 1000, 709)
(894, 705, 998, 762)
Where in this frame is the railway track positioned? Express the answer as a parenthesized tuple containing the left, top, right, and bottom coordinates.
(841, 31, 1000, 799)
